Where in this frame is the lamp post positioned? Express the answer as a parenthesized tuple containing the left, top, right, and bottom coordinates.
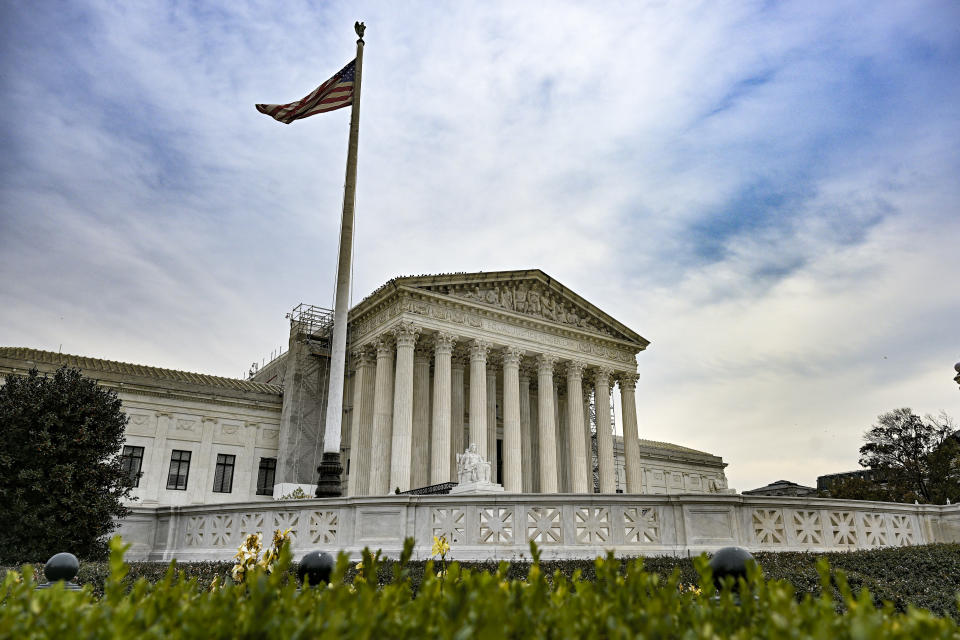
(954, 361, 960, 389)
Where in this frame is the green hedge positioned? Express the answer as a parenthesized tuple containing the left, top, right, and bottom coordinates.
(5, 543, 959, 619)
(2, 540, 958, 639)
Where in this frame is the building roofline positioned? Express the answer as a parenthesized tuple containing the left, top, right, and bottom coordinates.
(0, 347, 281, 397)
(349, 269, 650, 348)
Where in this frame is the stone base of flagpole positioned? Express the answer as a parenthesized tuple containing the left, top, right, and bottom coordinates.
(314, 452, 343, 498)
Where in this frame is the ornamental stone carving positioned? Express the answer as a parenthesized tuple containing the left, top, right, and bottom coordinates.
(536, 354, 558, 374)
(433, 331, 457, 354)
(469, 339, 491, 362)
(414, 343, 432, 362)
(451, 444, 503, 495)
(392, 322, 420, 347)
(452, 282, 615, 336)
(375, 336, 394, 358)
(456, 443, 491, 483)
(619, 373, 638, 391)
(566, 360, 585, 379)
(352, 347, 376, 368)
(451, 352, 469, 369)
(354, 296, 638, 364)
(502, 346, 523, 367)
(432, 507, 465, 543)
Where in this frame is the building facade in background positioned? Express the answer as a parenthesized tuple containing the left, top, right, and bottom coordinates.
(0, 270, 730, 506)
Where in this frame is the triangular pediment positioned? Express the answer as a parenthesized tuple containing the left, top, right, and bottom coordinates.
(370, 269, 648, 348)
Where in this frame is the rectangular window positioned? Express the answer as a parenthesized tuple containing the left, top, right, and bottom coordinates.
(256, 457, 277, 496)
(212, 454, 236, 493)
(166, 450, 191, 490)
(120, 445, 145, 488)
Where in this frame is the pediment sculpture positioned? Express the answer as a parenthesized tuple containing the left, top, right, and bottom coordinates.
(446, 282, 616, 337)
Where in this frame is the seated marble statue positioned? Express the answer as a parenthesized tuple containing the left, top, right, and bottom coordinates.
(456, 443, 491, 484)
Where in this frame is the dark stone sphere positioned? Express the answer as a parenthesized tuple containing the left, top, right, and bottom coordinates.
(298, 551, 334, 586)
(708, 546, 756, 590)
(44, 553, 80, 583)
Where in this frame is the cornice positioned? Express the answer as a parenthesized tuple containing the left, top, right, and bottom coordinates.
(351, 286, 645, 364)
(105, 383, 282, 412)
(0, 365, 282, 412)
(348, 270, 650, 350)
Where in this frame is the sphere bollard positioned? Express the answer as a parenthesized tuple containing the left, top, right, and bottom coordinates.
(36, 552, 82, 591)
(708, 546, 756, 592)
(298, 551, 334, 587)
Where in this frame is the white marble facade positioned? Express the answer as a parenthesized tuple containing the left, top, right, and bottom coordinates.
(1, 269, 732, 507)
(0, 348, 283, 507)
(116, 494, 960, 562)
(341, 270, 652, 496)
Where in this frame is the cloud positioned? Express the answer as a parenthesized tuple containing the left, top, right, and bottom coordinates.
(1, 0, 958, 490)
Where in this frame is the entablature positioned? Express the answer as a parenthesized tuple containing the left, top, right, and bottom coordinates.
(349, 287, 638, 372)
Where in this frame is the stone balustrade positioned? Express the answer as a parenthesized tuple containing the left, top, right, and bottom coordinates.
(116, 494, 960, 563)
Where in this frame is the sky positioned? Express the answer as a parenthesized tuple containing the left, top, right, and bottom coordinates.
(2, 1, 959, 492)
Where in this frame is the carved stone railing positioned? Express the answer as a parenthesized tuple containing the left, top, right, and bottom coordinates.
(116, 494, 960, 562)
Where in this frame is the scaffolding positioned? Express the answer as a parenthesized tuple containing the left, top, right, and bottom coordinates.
(287, 303, 335, 338)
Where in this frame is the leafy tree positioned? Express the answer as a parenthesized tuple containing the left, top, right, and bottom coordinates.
(0, 367, 132, 562)
(821, 475, 894, 502)
(830, 408, 959, 504)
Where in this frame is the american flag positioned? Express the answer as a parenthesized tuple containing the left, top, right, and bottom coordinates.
(256, 59, 355, 124)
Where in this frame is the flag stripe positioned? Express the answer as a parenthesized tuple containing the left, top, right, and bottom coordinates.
(256, 59, 356, 124)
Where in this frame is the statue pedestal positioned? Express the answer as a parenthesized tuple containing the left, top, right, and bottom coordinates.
(449, 481, 505, 495)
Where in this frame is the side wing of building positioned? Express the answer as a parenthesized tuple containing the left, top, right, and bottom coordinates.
(0, 348, 284, 506)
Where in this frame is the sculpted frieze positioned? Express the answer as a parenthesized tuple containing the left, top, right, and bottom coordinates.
(446, 282, 616, 338)
(351, 296, 637, 366)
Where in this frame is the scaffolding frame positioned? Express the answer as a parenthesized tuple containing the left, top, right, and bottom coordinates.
(287, 303, 335, 338)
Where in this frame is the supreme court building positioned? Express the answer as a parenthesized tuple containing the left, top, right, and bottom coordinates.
(342, 269, 646, 496)
(254, 269, 729, 498)
(0, 269, 730, 506)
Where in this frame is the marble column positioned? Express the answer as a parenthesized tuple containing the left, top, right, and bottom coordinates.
(430, 332, 455, 484)
(449, 353, 466, 482)
(347, 349, 376, 496)
(410, 345, 432, 490)
(530, 384, 540, 493)
(368, 336, 395, 495)
(501, 347, 522, 493)
(553, 380, 565, 492)
(468, 340, 490, 457)
(389, 323, 420, 492)
(595, 368, 615, 493)
(486, 362, 498, 480)
(619, 373, 642, 494)
(583, 386, 593, 492)
(518, 370, 533, 492)
(565, 361, 588, 494)
(536, 354, 558, 493)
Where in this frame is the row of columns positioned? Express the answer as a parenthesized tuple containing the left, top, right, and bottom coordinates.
(347, 323, 641, 496)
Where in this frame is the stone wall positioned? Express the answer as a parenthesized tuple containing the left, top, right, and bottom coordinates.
(115, 494, 960, 562)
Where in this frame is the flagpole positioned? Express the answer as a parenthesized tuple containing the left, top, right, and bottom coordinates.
(316, 22, 365, 497)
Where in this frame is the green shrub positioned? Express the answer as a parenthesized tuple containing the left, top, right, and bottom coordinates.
(0, 367, 132, 563)
(1, 538, 958, 639)
(5, 543, 960, 618)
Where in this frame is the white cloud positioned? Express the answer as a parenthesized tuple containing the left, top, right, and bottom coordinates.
(1, 0, 958, 490)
